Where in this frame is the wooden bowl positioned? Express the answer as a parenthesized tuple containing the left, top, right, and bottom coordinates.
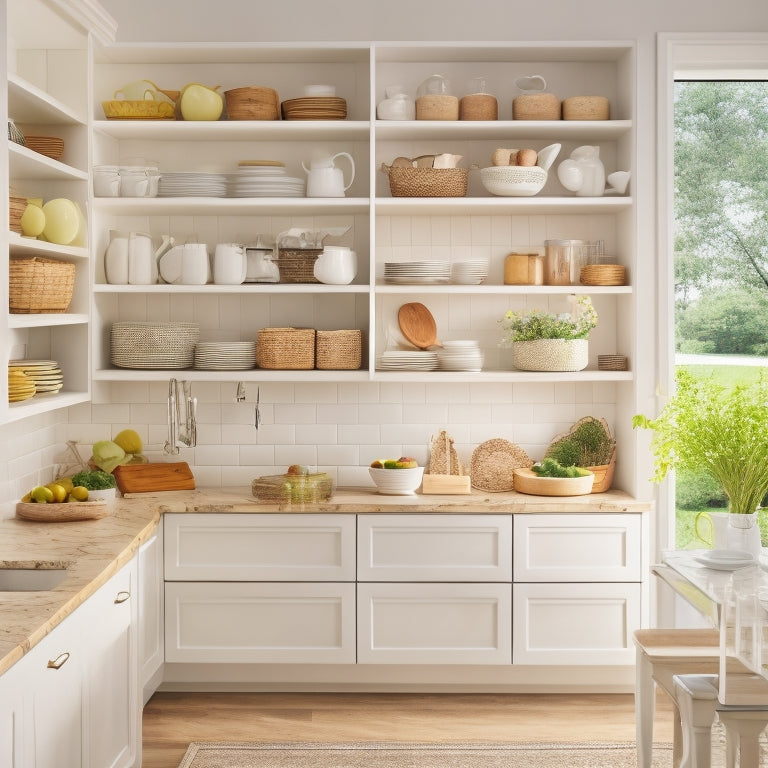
(513, 467, 594, 496)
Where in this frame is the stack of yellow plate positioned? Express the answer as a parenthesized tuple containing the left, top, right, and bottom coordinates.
(9, 359, 63, 394)
(8, 368, 36, 403)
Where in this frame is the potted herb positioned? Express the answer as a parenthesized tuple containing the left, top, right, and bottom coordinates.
(499, 295, 598, 371)
(545, 416, 617, 493)
(70, 469, 118, 501)
(633, 369, 768, 555)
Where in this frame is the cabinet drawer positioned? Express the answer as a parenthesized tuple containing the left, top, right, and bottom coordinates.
(165, 581, 356, 664)
(164, 513, 356, 581)
(513, 513, 642, 582)
(358, 514, 512, 581)
(357, 582, 512, 665)
(513, 582, 641, 665)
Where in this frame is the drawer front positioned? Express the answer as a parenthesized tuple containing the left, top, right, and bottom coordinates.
(513, 582, 641, 665)
(513, 513, 642, 582)
(164, 513, 356, 581)
(358, 514, 512, 581)
(357, 582, 512, 665)
(165, 581, 356, 664)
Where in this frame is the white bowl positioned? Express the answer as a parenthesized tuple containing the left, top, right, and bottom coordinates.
(368, 466, 424, 495)
(479, 165, 547, 197)
(304, 84, 336, 97)
(86, 487, 117, 502)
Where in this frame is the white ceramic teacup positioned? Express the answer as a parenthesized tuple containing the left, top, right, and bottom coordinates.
(314, 245, 357, 285)
(181, 243, 210, 285)
(213, 243, 247, 285)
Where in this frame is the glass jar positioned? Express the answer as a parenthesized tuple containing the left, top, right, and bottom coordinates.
(545, 239, 582, 285)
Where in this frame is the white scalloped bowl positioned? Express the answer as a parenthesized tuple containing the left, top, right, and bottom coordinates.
(368, 466, 424, 495)
(479, 165, 547, 197)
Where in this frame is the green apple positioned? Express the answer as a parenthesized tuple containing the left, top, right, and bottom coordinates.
(179, 83, 224, 121)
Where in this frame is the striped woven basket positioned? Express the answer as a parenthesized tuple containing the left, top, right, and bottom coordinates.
(9, 256, 75, 313)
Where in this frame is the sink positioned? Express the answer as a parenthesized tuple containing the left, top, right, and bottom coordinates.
(0, 568, 68, 591)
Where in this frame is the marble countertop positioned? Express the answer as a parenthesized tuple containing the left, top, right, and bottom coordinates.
(0, 485, 652, 676)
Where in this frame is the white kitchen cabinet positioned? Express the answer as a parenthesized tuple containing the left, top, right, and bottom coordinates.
(357, 581, 512, 665)
(138, 526, 165, 705)
(81, 558, 139, 768)
(0, 660, 24, 768)
(1, 0, 114, 424)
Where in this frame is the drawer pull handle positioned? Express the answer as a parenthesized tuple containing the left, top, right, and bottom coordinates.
(47, 652, 70, 670)
(114, 590, 131, 604)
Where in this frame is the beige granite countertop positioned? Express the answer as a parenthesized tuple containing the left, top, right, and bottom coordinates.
(0, 485, 652, 677)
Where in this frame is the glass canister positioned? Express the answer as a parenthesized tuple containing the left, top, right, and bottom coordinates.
(545, 239, 582, 285)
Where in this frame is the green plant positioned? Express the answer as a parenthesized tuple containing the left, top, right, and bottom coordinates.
(633, 369, 768, 514)
(545, 416, 616, 468)
(500, 295, 598, 344)
(71, 469, 117, 491)
(532, 458, 591, 478)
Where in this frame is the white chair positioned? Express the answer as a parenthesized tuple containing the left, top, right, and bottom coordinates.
(673, 673, 768, 768)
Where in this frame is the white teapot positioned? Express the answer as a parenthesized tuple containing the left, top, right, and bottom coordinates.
(557, 145, 606, 197)
(302, 152, 355, 198)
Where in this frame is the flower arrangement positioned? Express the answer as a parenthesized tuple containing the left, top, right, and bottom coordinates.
(633, 369, 768, 515)
(500, 295, 598, 345)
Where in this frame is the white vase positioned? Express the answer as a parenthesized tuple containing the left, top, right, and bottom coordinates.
(726, 512, 762, 559)
(511, 338, 588, 372)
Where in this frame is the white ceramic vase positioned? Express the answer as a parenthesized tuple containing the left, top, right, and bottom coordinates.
(726, 511, 762, 559)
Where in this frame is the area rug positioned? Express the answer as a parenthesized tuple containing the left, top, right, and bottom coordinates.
(177, 741, 675, 768)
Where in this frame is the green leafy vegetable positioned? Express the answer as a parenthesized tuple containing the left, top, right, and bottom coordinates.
(531, 458, 591, 478)
(71, 469, 117, 490)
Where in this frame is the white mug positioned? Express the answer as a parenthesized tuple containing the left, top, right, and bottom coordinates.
(313, 245, 357, 285)
(213, 243, 247, 285)
(181, 243, 210, 285)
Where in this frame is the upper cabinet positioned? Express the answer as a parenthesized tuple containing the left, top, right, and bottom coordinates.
(87, 41, 636, 386)
(2, 0, 116, 424)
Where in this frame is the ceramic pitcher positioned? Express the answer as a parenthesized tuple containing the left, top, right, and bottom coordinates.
(302, 152, 355, 197)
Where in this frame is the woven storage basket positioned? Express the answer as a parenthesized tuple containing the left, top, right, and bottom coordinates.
(316, 329, 362, 370)
(276, 248, 322, 283)
(9, 256, 75, 313)
(110, 322, 199, 369)
(512, 93, 561, 120)
(256, 327, 315, 369)
(224, 86, 280, 120)
(415, 94, 459, 120)
(9, 194, 27, 234)
(579, 264, 627, 286)
(562, 95, 610, 121)
(385, 166, 469, 198)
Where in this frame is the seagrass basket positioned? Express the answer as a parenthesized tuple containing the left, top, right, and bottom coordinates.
(276, 248, 322, 283)
(9, 194, 27, 234)
(316, 330, 362, 370)
(256, 327, 315, 369)
(384, 166, 469, 197)
(9, 256, 75, 313)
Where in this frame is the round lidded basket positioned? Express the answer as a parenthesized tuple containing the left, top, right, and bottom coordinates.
(316, 330, 362, 370)
(384, 166, 468, 198)
(415, 94, 459, 120)
(562, 95, 610, 121)
(479, 165, 547, 197)
(459, 94, 498, 120)
(512, 92, 561, 120)
(224, 86, 280, 120)
(256, 327, 315, 370)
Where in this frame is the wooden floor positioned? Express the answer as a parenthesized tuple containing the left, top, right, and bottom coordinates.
(141, 690, 676, 768)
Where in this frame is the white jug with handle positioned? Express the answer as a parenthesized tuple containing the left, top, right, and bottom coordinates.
(104, 230, 130, 284)
(557, 145, 606, 197)
(128, 232, 174, 285)
(302, 152, 355, 197)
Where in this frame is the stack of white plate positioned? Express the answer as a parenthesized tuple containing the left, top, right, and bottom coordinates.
(437, 340, 484, 371)
(451, 260, 489, 284)
(383, 261, 451, 284)
(194, 341, 257, 370)
(229, 161, 305, 198)
(377, 350, 438, 371)
(158, 172, 228, 197)
(9, 359, 64, 393)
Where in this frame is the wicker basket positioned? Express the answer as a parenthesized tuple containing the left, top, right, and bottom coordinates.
(256, 327, 315, 369)
(224, 86, 280, 120)
(316, 330, 362, 370)
(459, 94, 498, 120)
(276, 248, 322, 283)
(110, 322, 200, 369)
(9, 194, 27, 234)
(512, 93, 561, 120)
(562, 96, 610, 121)
(384, 166, 469, 198)
(9, 256, 75, 313)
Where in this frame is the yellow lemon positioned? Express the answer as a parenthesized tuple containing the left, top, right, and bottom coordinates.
(45, 483, 68, 503)
(113, 428, 142, 454)
(21, 492, 32, 503)
(56, 477, 74, 493)
(30, 485, 54, 503)
(69, 486, 89, 502)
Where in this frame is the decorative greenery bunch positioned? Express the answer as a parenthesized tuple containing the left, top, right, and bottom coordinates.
(633, 369, 768, 515)
(546, 416, 616, 468)
(500, 295, 598, 344)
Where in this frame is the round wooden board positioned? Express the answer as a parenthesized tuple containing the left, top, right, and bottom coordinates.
(513, 467, 594, 496)
(398, 302, 439, 349)
(16, 501, 108, 522)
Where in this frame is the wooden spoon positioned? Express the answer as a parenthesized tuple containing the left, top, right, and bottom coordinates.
(398, 302, 442, 349)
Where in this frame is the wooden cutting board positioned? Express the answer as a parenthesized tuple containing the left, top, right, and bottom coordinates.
(398, 302, 441, 349)
(112, 462, 195, 494)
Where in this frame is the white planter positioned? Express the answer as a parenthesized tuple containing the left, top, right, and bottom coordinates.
(512, 339, 588, 372)
(87, 487, 117, 502)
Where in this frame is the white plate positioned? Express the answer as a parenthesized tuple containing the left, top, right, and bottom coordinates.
(694, 549, 756, 570)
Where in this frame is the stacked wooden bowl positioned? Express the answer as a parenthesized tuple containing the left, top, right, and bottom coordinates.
(224, 86, 279, 120)
(24, 135, 64, 160)
(579, 264, 626, 286)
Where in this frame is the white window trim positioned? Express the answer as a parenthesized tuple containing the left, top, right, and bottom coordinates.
(656, 33, 768, 627)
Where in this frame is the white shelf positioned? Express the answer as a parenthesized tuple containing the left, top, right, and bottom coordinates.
(93, 283, 369, 294)
(374, 284, 632, 295)
(375, 120, 632, 141)
(372, 369, 633, 383)
(8, 313, 89, 329)
(92, 368, 371, 383)
(5, 391, 90, 424)
(8, 74, 85, 125)
(374, 196, 632, 215)
(9, 143, 89, 182)
(9, 234, 89, 260)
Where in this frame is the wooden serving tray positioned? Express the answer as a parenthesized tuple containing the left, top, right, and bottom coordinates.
(512, 467, 594, 496)
(421, 474, 472, 495)
(16, 501, 108, 522)
(112, 462, 195, 494)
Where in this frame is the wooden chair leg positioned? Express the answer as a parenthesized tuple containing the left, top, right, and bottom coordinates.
(674, 674, 719, 768)
(636, 648, 656, 768)
(717, 712, 768, 768)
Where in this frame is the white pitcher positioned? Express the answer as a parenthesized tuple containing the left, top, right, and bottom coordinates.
(104, 230, 130, 284)
(213, 243, 247, 285)
(128, 232, 174, 285)
(302, 152, 355, 197)
(557, 146, 606, 197)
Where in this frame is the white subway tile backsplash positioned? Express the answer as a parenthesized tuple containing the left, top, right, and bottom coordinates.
(317, 404, 359, 425)
(358, 403, 402, 424)
(274, 445, 317, 467)
(194, 443, 239, 466)
(295, 424, 337, 445)
(295, 383, 338, 403)
(221, 424, 260, 444)
(338, 424, 380, 445)
(239, 444, 277, 465)
(274, 403, 316, 424)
